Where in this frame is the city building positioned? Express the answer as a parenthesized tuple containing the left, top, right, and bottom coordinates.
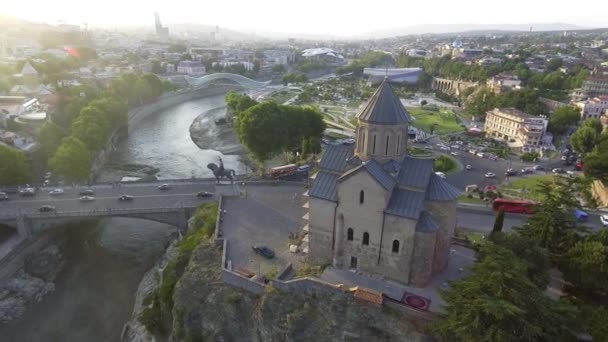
(363, 68, 423, 86)
(308, 80, 460, 287)
(176, 61, 206, 76)
(484, 108, 550, 150)
(487, 74, 522, 94)
(581, 75, 608, 98)
(154, 12, 169, 39)
(301, 48, 345, 64)
(575, 96, 608, 120)
(213, 60, 255, 71)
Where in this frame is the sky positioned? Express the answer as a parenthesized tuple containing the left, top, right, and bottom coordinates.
(1, 0, 607, 36)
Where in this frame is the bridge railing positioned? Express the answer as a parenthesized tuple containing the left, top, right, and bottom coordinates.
(0, 207, 197, 220)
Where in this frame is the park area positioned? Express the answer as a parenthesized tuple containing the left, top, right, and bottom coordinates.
(499, 175, 555, 201)
(407, 107, 464, 135)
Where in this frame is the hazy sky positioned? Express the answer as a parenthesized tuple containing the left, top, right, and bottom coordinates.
(1, 0, 607, 36)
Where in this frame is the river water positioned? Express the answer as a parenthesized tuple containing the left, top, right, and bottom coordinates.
(0, 93, 243, 341)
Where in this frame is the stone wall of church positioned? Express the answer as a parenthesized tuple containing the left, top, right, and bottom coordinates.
(379, 214, 418, 284)
(355, 121, 408, 163)
(410, 230, 437, 287)
(308, 198, 336, 265)
(336, 171, 389, 273)
(425, 200, 457, 275)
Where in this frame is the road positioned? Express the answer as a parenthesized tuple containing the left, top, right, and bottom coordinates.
(0, 181, 218, 217)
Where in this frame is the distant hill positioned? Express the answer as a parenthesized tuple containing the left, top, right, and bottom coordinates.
(359, 23, 592, 39)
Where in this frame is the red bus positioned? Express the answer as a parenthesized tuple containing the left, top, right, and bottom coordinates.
(492, 198, 538, 214)
(270, 164, 297, 178)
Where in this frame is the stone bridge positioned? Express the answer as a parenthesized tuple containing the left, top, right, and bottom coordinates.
(431, 77, 478, 97)
(0, 206, 197, 238)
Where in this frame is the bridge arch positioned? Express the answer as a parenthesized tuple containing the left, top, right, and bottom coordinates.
(184, 73, 271, 90)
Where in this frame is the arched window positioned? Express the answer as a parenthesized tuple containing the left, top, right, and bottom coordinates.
(362, 232, 369, 246)
(372, 135, 376, 154)
(385, 135, 390, 155)
(392, 240, 400, 253)
(347, 228, 353, 241)
(359, 190, 364, 204)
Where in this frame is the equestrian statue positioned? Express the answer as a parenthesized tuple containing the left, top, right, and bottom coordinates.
(207, 157, 236, 184)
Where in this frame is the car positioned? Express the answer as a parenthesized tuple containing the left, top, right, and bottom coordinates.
(435, 172, 446, 179)
(118, 195, 134, 201)
(2, 188, 18, 194)
(252, 245, 275, 259)
(533, 165, 545, 171)
(484, 172, 496, 178)
(79, 196, 95, 202)
(0, 192, 8, 201)
(521, 168, 534, 174)
(79, 189, 95, 196)
(476, 152, 487, 158)
(561, 155, 568, 161)
(158, 184, 171, 190)
(38, 205, 56, 212)
(450, 151, 459, 156)
(552, 168, 564, 174)
(440, 146, 450, 151)
(197, 191, 214, 198)
(600, 214, 608, 227)
(450, 145, 460, 149)
(505, 168, 517, 176)
(465, 164, 473, 170)
(19, 188, 36, 196)
(49, 188, 64, 196)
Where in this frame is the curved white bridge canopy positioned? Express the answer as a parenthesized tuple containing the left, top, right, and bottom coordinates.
(185, 73, 271, 90)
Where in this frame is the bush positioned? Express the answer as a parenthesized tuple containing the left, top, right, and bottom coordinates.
(139, 293, 164, 335)
(434, 155, 457, 173)
(521, 152, 540, 162)
(224, 293, 242, 304)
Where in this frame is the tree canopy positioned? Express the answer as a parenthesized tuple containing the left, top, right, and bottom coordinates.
(0, 145, 31, 186)
(49, 137, 91, 182)
(548, 106, 580, 135)
(571, 126, 599, 155)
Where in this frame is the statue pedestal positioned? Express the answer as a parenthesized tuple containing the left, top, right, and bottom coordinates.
(214, 183, 241, 197)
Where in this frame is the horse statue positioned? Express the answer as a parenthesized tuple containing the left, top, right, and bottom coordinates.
(207, 157, 236, 184)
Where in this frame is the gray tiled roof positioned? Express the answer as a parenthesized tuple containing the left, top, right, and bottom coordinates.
(416, 211, 440, 233)
(309, 171, 339, 202)
(355, 80, 411, 124)
(338, 159, 396, 191)
(396, 157, 434, 190)
(382, 159, 401, 174)
(426, 174, 462, 201)
(385, 188, 425, 219)
(319, 145, 354, 173)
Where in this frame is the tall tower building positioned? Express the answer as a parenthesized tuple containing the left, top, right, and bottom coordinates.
(154, 12, 169, 39)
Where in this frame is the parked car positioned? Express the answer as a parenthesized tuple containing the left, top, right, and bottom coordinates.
(196, 191, 214, 198)
(477, 152, 487, 158)
(505, 168, 517, 176)
(600, 214, 608, 227)
(435, 172, 446, 179)
(450, 151, 459, 156)
(533, 165, 545, 171)
(521, 168, 534, 174)
(484, 172, 496, 178)
(552, 168, 564, 174)
(79, 196, 95, 202)
(0, 192, 8, 201)
(252, 245, 275, 259)
(118, 195, 134, 201)
(465, 164, 473, 170)
(38, 205, 56, 212)
(158, 184, 171, 190)
(49, 188, 64, 196)
(79, 189, 94, 196)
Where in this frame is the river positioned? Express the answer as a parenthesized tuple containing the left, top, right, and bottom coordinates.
(0, 93, 243, 341)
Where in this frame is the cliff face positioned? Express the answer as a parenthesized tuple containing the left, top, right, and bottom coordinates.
(171, 241, 431, 342)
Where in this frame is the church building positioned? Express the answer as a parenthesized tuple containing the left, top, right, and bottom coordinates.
(308, 80, 460, 287)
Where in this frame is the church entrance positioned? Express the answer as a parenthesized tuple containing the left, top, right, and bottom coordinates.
(350, 256, 358, 270)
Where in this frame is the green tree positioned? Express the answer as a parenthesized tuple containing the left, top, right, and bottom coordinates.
(0, 145, 31, 185)
(548, 106, 580, 135)
(38, 121, 67, 158)
(571, 126, 599, 155)
(583, 151, 608, 182)
(434, 243, 576, 342)
(546, 58, 563, 72)
(235, 101, 287, 163)
(272, 64, 286, 73)
(492, 208, 505, 235)
(49, 136, 91, 182)
(581, 118, 603, 135)
(561, 232, 608, 295)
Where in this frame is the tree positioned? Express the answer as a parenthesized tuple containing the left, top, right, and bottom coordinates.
(235, 102, 287, 163)
(583, 152, 608, 182)
(561, 231, 608, 295)
(49, 136, 91, 182)
(581, 118, 603, 135)
(546, 58, 564, 72)
(548, 106, 580, 135)
(38, 121, 67, 158)
(434, 243, 576, 342)
(492, 208, 505, 235)
(571, 126, 599, 155)
(151, 60, 164, 74)
(0, 145, 31, 185)
(272, 64, 286, 73)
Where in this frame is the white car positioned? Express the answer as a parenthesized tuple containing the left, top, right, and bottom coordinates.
(465, 164, 473, 170)
(484, 172, 496, 178)
(440, 146, 450, 151)
(600, 214, 608, 227)
(79, 196, 95, 202)
(450, 151, 459, 156)
(450, 145, 460, 149)
(435, 172, 446, 179)
(49, 188, 64, 196)
(477, 152, 487, 158)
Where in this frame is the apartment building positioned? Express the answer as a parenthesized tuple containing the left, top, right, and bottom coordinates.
(484, 108, 549, 149)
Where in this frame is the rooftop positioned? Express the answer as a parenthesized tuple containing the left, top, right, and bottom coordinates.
(355, 80, 411, 125)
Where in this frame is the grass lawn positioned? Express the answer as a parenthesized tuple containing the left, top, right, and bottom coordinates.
(458, 194, 487, 205)
(500, 175, 556, 201)
(407, 107, 464, 135)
